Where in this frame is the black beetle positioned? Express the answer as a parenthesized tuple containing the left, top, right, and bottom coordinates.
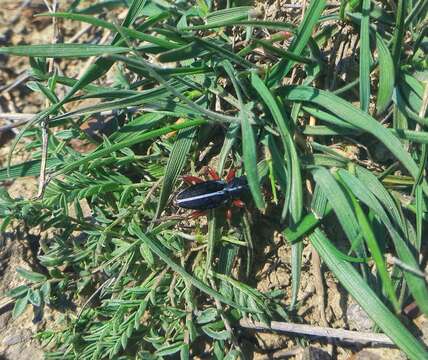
(175, 176, 248, 211)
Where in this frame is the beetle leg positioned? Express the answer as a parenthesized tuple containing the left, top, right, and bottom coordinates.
(188, 210, 208, 219)
(182, 175, 204, 185)
(226, 208, 233, 222)
(207, 167, 221, 181)
(232, 199, 245, 208)
(225, 168, 236, 182)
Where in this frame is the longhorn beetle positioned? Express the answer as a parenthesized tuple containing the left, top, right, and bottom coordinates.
(175, 168, 248, 219)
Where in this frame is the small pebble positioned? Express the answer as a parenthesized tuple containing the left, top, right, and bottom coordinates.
(2, 334, 25, 346)
(347, 303, 374, 331)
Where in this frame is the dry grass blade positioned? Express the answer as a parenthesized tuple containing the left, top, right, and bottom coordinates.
(240, 319, 395, 345)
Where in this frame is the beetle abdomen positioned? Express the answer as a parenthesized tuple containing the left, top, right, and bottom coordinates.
(175, 180, 229, 210)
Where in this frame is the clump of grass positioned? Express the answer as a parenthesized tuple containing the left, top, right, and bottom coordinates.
(0, 0, 427, 359)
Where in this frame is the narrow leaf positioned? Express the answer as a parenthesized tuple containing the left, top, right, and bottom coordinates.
(310, 229, 428, 360)
(267, 0, 326, 86)
(0, 44, 130, 58)
(240, 103, 265, 210)
(129, 222, 256, 312)
(338, 169, 428, 316)
(278, 86, 428, 196)
(16, 267, 47, 283)
(359, 0, 371, 112)
(375, 34, 394, 114)
(54, 120, 205, 177)
(251, 72, 302, 222)
(155, 126, 197, 218)
(12, 295, 29, 319)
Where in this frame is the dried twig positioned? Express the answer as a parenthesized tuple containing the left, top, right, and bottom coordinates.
(211, 280, 245, 357)
(0, 113, 35, 122)
(0, 114, 34, 134)
(75, 276, 116, 322)
(388, 256, 428, 282)
(239, 319, 395, 346)
(68, 23, 93, 44)
(0, 110, 129, 133)
(37, 116, 50, 198)
(0, 72, 30, 94)
(37, 0, 60, 198)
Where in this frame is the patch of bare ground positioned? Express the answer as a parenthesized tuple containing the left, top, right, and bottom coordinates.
(0, 232, 44, 360)
(0, 2, 71, 359)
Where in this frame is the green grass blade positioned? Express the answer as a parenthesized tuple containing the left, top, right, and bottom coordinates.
(46, 85, 188, 123)
(218, 123, 240, 175)
(265, 134, 290, 220)
(255, 39, 316, 65)
(344, 181, 400, 312)
(375, 34, 394, 114)
(205, 6, 252, 25)
(251, 72, 303, 306)
(205, 210, 219, 279)
(399, 72, 424, 114)
(354, 166, 405, 231)
(284, 186, 333, 243)
(154, 126, 197, 219)
(359, 0, 371, 112)
(0, 158, 63, 181)
(391, 0, 406, 76)
(311, 167, 365, 257)
(53, 120, 205, 177)
(129, 222, 253, 312)
(0, 44, 130, 58)
(266, 0, 326, 87)
(405, 0, 428, 27)
(118, 0, 147, 29)
(242, 212, 255, 278)
(415, 186, 423, 251)
(338, 169, 428, 316)
(393, 127, 423, 142)
(311, 183, 329, 218)
(221, 61, 264, 210)
(290, 241, 303, 310)
(309, 228, 428, 360)
(278, 86, 428, 196)
(304, 125, 428, 144)
(109, 55, 238, 125)
(302, 105, 358, 130)
(251, 73, 302, 222)
(7, 1, 149, 172)
(111, 113, 165, 142)
(193, 38, 254, 69)
(393, 89, 428, 127)
(180, 20, 295, 32)
(240, 103, 265, 210)
(284, 211, 326, 243)
(38, 12, 181, 49)
(156, 42, 209, 63)
(303, 125, 358, 136)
